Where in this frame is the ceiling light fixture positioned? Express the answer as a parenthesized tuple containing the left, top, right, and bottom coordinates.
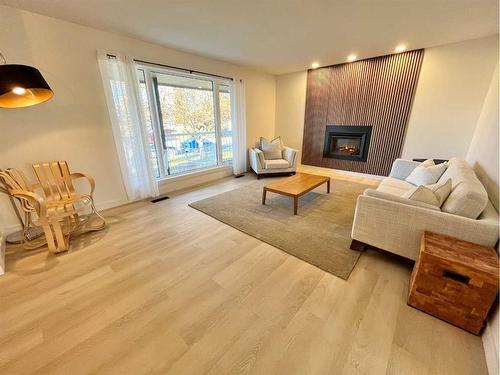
(347, 54, 357, 62)
(395, 44, 407, 53)
(311, 62, 320, 69)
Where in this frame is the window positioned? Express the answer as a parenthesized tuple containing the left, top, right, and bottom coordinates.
(137, 65, 232, 178)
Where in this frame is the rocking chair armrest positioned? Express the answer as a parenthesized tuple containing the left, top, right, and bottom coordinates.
(70, 173, 96, 197)
(10, 189, 47, 217)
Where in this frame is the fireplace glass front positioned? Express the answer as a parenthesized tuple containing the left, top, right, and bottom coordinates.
(323, 125, 372, 162)
(331, 136, 362, 156)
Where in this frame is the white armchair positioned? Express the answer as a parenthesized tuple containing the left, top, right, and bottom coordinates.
(249, 146, 298, 179)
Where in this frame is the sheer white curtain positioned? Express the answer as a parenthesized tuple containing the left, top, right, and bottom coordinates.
(98, 52, 159, 200)
(230, 78, 247, 175)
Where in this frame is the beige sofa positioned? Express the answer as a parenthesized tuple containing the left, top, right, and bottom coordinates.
(351, 158, 499, 260)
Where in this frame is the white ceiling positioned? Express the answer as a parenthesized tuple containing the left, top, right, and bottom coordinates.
(1, 0, 498, 74)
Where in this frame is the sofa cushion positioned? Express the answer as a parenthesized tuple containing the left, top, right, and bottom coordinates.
(405, 162, 448, 186)
(264, 159, 290, 169)
(376, 177, 414, 197)
(427, 178, 452, 206)
(419, 158, 436, 167)
(439, 158, 489, 219)
(403, 185, 440, 206)
(364, 188, 441, 211)
(389, 159, 421, 180)
(260, 137, 283, 160)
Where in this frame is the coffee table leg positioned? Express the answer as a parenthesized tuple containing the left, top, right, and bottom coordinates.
(262, 188, 267, 205)
(327, 179, 330, 193)
(293, 196, 298, 215)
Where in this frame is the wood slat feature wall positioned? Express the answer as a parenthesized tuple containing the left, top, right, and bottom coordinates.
(302, 49, 424, 176)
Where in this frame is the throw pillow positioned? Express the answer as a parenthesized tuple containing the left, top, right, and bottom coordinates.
(419, 159, 435, 167)
(427, 178, 452, 206)
(260, 137, 283, 160)
(403, 185, 440, 207)
(405, 162, 448, 186)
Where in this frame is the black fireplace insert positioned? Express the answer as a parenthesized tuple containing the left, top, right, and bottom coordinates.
(323, 125, 372, 162)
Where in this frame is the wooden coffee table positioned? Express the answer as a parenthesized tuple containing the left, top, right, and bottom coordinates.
(262, 173, 330, 215)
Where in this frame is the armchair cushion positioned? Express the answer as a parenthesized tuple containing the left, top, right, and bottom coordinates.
(260, 137, 283, 160)
(264, 159, 290, 169)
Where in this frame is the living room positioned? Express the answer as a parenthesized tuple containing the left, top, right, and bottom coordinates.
(0, 1, 498, 374)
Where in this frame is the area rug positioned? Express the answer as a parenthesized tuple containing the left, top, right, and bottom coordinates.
(189, 178, 372, 279)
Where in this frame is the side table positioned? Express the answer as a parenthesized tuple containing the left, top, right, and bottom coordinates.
(408, 231, 499, 334)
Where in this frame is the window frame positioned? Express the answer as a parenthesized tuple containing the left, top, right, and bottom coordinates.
(136, 62, 233, 179)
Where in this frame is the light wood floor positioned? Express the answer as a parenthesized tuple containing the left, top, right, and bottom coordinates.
(0, 167, 488, 374)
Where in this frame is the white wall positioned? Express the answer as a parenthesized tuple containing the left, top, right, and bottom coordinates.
(0, 6, 276, 231)
(402, 35, 499, 159)
(274, 36, 499, 166)
(466, 63, 499, 211)
(466, 63, 499, 375)
(274, 71, 307, 160)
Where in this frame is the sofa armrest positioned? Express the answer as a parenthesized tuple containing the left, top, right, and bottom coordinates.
(352, 194, 499, 260)
(389, 159, 420, 180)
(249, 148, 265, 172)
(282, 147, 298, 168)
(363, 189, 440, 211)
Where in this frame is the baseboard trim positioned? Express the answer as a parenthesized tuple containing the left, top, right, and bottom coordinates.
(3, 223, 22, 235)
(95, 198, 129, 211)
(482, 306, 499, 375)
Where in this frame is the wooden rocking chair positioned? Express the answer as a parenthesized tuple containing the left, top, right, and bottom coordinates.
(0, 168, 45, 249)
(0, 161, 106, 253)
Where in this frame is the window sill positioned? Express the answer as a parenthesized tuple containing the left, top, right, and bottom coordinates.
(158, 164, 233, 183)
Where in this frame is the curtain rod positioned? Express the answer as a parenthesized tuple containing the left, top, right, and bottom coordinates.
(133, 58, 233, 81)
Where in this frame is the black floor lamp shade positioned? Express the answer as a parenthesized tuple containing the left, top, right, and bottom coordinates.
(0, 64, 53, 108)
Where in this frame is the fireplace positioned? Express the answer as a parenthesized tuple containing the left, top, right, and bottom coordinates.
(323, 125, 372, 162)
